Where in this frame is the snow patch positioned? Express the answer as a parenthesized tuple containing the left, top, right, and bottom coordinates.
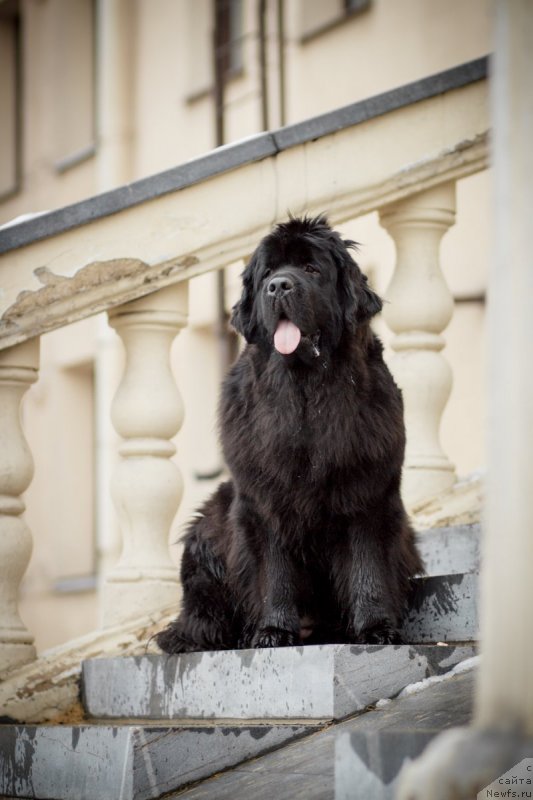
(397, 655, 480, 699)
(371, 655, 480, 709)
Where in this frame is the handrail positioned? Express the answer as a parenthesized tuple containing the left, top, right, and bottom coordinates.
(0, 57, 487, 256)
(0, 58, 489, 352)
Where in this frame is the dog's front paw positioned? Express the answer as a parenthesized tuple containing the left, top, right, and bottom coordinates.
(357, 621, 403, 645)
(155, 624, 198, 654)
(251, 626, 300, 648)
(155, 616, 230, 654)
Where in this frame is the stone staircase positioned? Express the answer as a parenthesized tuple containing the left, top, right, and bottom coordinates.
(0, 524, 479, 800)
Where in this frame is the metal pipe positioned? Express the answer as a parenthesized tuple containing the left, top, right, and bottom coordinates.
(277, 0, 286, 126)
(213, 0, 238, 374)
(259, 0, 269, 131)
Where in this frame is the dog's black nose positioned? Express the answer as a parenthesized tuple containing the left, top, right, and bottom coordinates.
(267, 275, 294, 296)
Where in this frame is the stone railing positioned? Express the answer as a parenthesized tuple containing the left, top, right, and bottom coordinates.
(0, 58, 489, 677)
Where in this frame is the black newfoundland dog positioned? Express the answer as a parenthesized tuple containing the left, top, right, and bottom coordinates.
(156, 215, 422, 652)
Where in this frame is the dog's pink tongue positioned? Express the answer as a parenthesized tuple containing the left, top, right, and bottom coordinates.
(274, 319, 301, 355)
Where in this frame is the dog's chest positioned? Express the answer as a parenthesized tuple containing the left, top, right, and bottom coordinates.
(253, 375, 360, 469)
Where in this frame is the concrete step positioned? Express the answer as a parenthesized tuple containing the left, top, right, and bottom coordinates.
(334, 667, 477, 800)
(168, 661, 477, 799)
(0, 721, 314, 800)
(336, 729, 439, 800)
(415, 523, 480, 576)
(400, 572, 478, 643)
(82, 643, 475, 722)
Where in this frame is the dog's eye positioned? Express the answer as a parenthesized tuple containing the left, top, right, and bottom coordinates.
(304, 264, 319, 275)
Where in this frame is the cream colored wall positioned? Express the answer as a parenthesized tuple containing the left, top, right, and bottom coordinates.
(0, 0, 493, 223)
(0, 16, 18, 195)
(285, 0, 491, 119)
(1, 0, 98, 225)
(0, 0, 492, 652)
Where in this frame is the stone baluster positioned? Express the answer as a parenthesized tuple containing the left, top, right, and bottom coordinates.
(0, 338, 39, 676)
(379, 182, 457, 508)
(102, 284, 188, 627)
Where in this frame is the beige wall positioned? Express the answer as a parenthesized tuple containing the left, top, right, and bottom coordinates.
(286, 0, 490, 119)
(0, 0, 492, 652)
(1, 0, 492, 224)
(0, 13, 19, 196)
(1, 0, 97, 223)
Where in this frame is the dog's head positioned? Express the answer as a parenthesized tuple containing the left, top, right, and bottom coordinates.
(231, 215, 382, 363)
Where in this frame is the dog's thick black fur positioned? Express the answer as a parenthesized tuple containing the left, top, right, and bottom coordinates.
(156, 215, 423, 653)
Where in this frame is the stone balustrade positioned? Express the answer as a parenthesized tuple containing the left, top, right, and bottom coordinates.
(0, 178, 465, 664)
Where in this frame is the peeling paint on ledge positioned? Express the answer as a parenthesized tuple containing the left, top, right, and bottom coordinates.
(1, 256, 198, 323)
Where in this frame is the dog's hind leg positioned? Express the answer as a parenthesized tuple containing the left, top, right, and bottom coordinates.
(156, 527, 236, 654)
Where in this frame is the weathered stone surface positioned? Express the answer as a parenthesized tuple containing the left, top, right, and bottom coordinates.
(0, 562, 477, 725)
(401, 573, 478, 643)
(414, 524, 480, 576)
(0, 722, 310, 800)
(0, 605, 173, 724)
(411, 473, 483, 530)
(175, 663, 475, 799)
(0, 726, 133, 800)
(0, 654, 478, 799)
(335, 667, 478, 800)
(335, 730, 437, 800)
(82, 644, 475, 721)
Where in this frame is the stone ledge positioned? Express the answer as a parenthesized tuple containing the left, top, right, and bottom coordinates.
(82, 644, 475, 722)
(0, 567, 477, 724)
(0, 722, 312, 800)
(411, 472, 483, 530)
(0, 606, 172, 724)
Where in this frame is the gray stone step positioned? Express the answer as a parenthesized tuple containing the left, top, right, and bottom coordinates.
(335, 729, 442, 800)
(170, 660, 476, 799)
(334, 669, 477, 800)
(400, 572, 478, 643)
(82, 644, 475, 722)
(0, 721, 313, 800)
(415, 523, 480, 576)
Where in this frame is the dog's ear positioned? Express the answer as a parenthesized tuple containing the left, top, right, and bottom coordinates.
(337, 264, 358, 331)
(230, 255, 259, 343)
(334, 238, 382, 329)
(357, 274, 383, 322)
